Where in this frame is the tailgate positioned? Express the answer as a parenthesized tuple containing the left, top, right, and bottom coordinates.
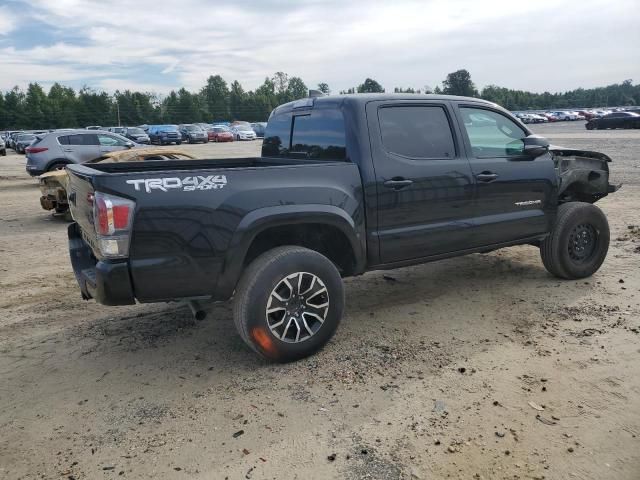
(66, 166, 99, 252)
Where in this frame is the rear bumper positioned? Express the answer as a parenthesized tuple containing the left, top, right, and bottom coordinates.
(68, 223, 136, 305)
(26, 164, 44, 176)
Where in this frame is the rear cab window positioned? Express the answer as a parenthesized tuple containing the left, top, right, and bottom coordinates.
(263, 107, 347, 160)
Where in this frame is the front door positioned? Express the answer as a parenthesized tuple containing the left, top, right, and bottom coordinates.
(454, 104, 557, 247)
(366, 101, 475, 264)
(97, 133, 130, 155)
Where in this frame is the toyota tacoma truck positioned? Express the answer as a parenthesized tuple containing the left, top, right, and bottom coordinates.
(65, 94, 618, 362)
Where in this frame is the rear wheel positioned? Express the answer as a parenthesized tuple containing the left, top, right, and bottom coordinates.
(47, 161, 69, 172)
(540, 202, 609, 279)
(233, 246, 344, 362)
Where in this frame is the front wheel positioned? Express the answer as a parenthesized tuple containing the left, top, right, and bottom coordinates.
(540, 202, 610, 279)
(233, 246, 344, 362)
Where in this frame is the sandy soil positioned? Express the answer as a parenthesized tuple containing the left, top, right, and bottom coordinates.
(1, 124, 639, 480)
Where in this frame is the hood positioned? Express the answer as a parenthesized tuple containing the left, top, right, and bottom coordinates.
(548, 146, 612, 162)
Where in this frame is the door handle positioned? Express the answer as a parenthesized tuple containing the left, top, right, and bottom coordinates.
(476, 172, 499, 182)
(384, 178, 414, 190)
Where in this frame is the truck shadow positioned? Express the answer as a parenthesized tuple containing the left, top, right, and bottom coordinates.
(61, 246, 594, 376)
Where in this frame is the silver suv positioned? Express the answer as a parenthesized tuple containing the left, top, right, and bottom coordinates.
(25, 130, 136, 176)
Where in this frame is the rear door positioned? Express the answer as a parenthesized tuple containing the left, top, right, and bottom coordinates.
(61, 133, 100, 163)
(366, 101, 475, 263)
(453, 104, 557, 247)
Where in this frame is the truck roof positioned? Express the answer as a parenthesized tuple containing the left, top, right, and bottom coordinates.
(273, 93, 497, 115)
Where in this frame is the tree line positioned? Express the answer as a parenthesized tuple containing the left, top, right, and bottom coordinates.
(0, 69, 638, 130)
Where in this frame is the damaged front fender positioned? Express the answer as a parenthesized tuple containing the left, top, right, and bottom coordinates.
(549, 146, 620, 203)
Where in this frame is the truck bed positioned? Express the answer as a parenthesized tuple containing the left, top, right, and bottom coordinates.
(78, 157, 334, 174)
(66, 156, 364, 304)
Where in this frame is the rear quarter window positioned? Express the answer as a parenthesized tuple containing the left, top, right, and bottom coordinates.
(262, 109, 346, 160)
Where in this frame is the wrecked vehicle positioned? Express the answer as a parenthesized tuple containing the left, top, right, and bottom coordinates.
(65, 94, 618, 362)
(39, 148, 196, 216)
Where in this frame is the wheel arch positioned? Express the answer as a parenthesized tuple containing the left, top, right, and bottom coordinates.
(44, 158, 72, 171)
(215, 205, 366, 300)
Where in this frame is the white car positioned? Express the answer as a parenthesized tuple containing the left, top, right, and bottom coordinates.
(231, 124, 257, 141)
(551, 111, 581, 121)
(529, 114, 548, 123)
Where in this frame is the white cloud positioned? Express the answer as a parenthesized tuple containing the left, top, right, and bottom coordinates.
(1, 0, 639, 93)
(0, 5, 18, 35)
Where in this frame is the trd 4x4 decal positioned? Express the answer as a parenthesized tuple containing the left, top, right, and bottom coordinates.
(126, 175, 227, 193)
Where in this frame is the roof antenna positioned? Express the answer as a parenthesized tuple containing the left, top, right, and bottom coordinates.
(308, 89, 325, 98)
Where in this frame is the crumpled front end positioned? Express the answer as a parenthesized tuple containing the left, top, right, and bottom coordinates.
(549, 147, 620, 203)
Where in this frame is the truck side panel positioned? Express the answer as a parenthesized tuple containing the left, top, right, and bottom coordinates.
(68, 162, 365, 303)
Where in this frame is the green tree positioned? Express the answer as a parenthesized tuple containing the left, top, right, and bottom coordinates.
(272, 72, 289, 96)
(24, 83, 51, 128)
(48, 83, 78, 128)
(229, 80, 246, 120)
(357, 78, 384, 93)
(4, 87, 27, 128)
(286, 77, 308, 101)
(200, 75, 230, 121)
(442, 69, 477, 97)
(317, 83, 331, 95)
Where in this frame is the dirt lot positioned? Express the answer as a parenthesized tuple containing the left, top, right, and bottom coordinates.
(1, 124, 639, 480)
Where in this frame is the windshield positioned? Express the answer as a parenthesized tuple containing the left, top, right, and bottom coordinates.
(236, 125, 252, 131)
(160, 126, 178, 132)
(185, 125, 202, 131)
(128, 128, 145, 135)
(18, 134, 36, 141)
(213, 127, 229, 133)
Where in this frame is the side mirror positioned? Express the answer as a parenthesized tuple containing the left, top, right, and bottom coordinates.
(125, 141, 135, 149)
(523, 134, 549, 157)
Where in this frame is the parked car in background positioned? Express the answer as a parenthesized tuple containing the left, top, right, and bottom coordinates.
(14, 133, 37, 154)
(586, 112, 640, 130)
(541, 112, 558, 122)
(0, 137, 6, 156)
(107, 126, 126, 135)
(179, 124, 208, 144)
(8, 131, 24, 149)
(208, 125, 234, 142)
(251, 122, 267, 137)
(551, 111, 582, 121)
(148, 125, 182, 145)
(25, 130, 136, 176)
(122, 127, 150, 144)
(230, 124, 257, 141)
(85, 126, 102, 130)
(577, 110, 598, 120)
(529, 114, 548, 123)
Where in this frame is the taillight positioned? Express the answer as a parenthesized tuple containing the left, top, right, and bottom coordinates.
(26, 146, 48, 154)
(93, 191, 135, 258)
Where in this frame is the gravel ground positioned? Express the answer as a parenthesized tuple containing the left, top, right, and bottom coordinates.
(1, 125, 639, 480)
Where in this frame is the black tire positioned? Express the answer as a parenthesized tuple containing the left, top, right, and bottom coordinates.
(540, 202, 609, 279)
(176, 141, 182, 145)
(233, 246, 344, 362)
(47, 161, 69, 172)
(1, 148, 6, 156)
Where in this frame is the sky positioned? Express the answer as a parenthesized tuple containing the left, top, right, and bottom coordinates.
(0, 0, 639, 96)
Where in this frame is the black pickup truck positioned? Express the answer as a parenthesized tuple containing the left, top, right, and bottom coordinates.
(66, 94, 617, 361)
